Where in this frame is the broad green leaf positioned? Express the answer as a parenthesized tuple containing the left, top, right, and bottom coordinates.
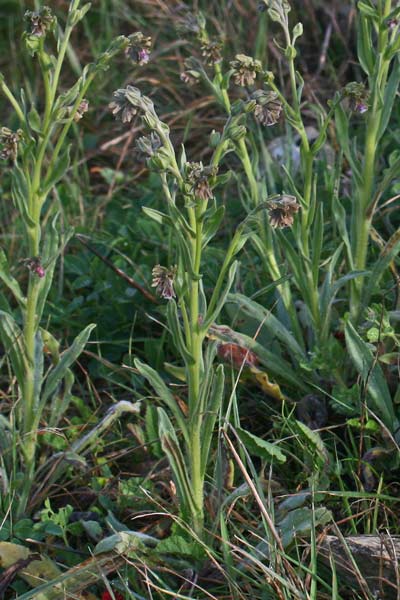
(134, 358, 189, 443)
(40, 324, 96, 405)
(345, 321, 396, 428)
(236, 426, 286, 464)
(278, 506, 331, 548)
(156, 535, 205, 559)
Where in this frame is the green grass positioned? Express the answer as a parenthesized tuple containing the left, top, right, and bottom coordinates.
(0, 1, 399, 599)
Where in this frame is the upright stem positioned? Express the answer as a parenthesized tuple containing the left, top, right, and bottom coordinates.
(186, 204, 205, 535)
(350, 12, 391, 319)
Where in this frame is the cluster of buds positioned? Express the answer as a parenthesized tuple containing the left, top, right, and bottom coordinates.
(151, 265, 177, 300)
(109, 88, 137, 123)
(185, 162, 218, 201)
(126, 32, 152, 65)
(258, 0, 291, 21)
(176, 10, 206, 38)
(68, 99, 89, 122)
(22, 256, 45, 278)
(387, 17, 399, 30)
(251, 90, 283, 126)
(109, 85, 157, 128)
(24, 6, 55, 37)
(201, 39, 223, 66)
(343, 82, 369, 114)
(136, 132, 171, 171)
(230, 54, 262, 87)
(0, 127, 23, 161)
(267, 194, 300, 228)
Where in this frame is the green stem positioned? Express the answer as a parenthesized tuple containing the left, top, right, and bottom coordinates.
(187, 206, 205, 535)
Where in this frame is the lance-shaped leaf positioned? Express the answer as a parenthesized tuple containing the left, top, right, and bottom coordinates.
(200, 364, 225, 477)
(42, 146, 71, 197)
(134, 358, 189, 444)
(0, 248, 25, 307)
(345, 320, 396, 429)
(11, 164, 36, 228)
(202, 261, 238, 330)
(167, 300, 195, 366)
(48, 368, 74, 428)
(40, 324, 96, 406)
(227, 293, 305, 359)
(0, 311, 29, 389)
(157, 407, 197, 518)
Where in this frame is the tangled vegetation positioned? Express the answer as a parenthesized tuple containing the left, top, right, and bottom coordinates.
(0, 1, 399, 598)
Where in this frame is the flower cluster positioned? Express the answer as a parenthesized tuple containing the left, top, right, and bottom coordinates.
(343, 82, 370, 114)
(22, 256, 45, 278)
(251, 90, 283, 126)
(267, 195, 300, 228)
(69, 99, 89, 122)
(185, 162, 218, 201)
(151, 265, 177, 300)
(201, 39, 223, 66)
(230, 54, 262, 87)
(126, 32, 152, 65)
(0, 127, 23, 161)
(180, 58, 201, 86)
(24, 6, 55, 37)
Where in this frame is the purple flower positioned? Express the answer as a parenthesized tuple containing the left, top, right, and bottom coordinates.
(126, 32, 152, 65)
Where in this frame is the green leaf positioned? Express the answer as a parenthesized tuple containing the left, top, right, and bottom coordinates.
(0, 311, 29, 389)
(278, 506, 331, 548)
(145, 404, 163, 458)
(378, 59, 400, 142)
(42, 146, 71, 196)
(227, 293, 305, 359)
(200, 364, 225, 476)
(202, 205, 225, 246)
(11, 164, 35, 228)
(363, 228, 400, 309)
(156, 535, 205, 559)
(134, 358, 189, 444)
(357, 14, 375, 76)
(345, 320, 396, 429)
(166, 300, 195, 366)
(41, 324, 96, 405)
(236, 427, 286, 464)
(157, 407, 196, 517)
(203, 261, 238, 330)
(0, 247, 25, 307)
(48, 368, 74, 428)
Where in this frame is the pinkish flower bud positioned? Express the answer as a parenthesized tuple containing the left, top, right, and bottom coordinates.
(35, 265, 45, 278)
